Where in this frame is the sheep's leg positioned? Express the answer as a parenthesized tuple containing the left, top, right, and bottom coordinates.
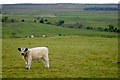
(44, 59, 49, 68)
(25, 61, 28, 68)
(43, 57, 49, 68)
(26, 57, 32, 70)
(23, 56, 29, 69)
(26, 60, 32, 70)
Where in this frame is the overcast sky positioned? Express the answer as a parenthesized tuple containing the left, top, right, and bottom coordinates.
(1, 0, 119, 4)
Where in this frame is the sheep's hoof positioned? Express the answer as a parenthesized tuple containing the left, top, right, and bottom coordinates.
(45, 67, 49, 69)
(26, 67, 29, 70)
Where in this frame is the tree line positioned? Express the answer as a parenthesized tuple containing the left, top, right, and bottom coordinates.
(84, 7, 118, 11)
(2, 16, 65, 26)
(1, 16, 119, 33)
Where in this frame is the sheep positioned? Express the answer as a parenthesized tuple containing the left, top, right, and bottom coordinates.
(27, 36, 30, 38)
(18, 47, 49, 70)
(26, 35, 34, 38)
(42, 35, 45, 37)
(31, 35, 34, 38)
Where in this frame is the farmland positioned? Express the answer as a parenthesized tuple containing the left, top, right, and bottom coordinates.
(2, 12, 118, 38)
(1, 3, 119, 78)
(2, 36, 118, 78)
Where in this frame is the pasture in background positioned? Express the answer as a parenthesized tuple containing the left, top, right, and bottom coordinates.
(2, 4, 119, 38)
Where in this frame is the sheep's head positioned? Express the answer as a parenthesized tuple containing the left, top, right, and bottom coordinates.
(18, 48, 28, 56)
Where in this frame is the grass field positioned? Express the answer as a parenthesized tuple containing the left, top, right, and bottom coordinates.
(2, 22, 118, 38)
(2, 3, 119, 78)
(2, 36, 118, 78)
(2, 11, 118, 39)
(2, 12, 118, 28)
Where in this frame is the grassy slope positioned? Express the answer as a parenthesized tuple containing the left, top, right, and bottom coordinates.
(2, 22, 117, 38)
(2, 36, 118, 78)
(2, 12, 118, 40)
(3, 12, 118, 29)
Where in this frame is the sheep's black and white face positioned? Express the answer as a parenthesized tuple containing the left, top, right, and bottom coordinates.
(18, 48, 28, 56)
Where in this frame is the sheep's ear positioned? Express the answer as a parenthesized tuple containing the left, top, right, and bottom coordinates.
(18, 48, 21, 51)
(25, 48, 28, 51)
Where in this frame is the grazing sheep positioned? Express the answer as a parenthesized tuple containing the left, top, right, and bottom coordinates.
(31, 35, 34, 38)
(18, 47, 49, 70)
(42, 35, 45, 37)
(27, 36, 30, 38)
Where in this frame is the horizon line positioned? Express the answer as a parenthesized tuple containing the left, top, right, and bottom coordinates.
(0, 2, 119, 5)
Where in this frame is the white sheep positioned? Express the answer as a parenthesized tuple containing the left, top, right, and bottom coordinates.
(31, 35, 34, 38)
(18, 47, 49, 70)
(42, 35, 45, 37)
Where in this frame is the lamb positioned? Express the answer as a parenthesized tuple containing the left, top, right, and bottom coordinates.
(18, 47, 49, 70)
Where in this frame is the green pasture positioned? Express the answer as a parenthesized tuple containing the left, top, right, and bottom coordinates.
(2, 22, 118, 38)
(2, 11, 118, 29)
(2, 36, 118, 78)
(2, 4, 119, 78)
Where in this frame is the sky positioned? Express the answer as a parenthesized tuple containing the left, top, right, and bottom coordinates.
(1, 0, 119, 4)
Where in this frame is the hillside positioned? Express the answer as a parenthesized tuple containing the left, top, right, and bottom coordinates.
(2, 3, 118, 38)
(2, 22, 117, 38)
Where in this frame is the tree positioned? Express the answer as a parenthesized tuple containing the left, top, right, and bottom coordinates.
(108, 25, 114, 31)
(21, 19, 25, 22)
(2, 16, 8, 22)
(56, 20, 65, 26)
(34, 20, 37, 22)
(44, 19, 48, 24)
(86, 26, 93, 29)
(39, 18, 44, 23)
(10, 18, 15, 23)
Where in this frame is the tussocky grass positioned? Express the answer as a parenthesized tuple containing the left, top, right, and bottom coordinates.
(2, 36, 118, 78)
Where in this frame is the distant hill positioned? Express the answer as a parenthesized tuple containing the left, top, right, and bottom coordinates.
(2, 3, 118, 38)
(2, 3, 118, 14)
